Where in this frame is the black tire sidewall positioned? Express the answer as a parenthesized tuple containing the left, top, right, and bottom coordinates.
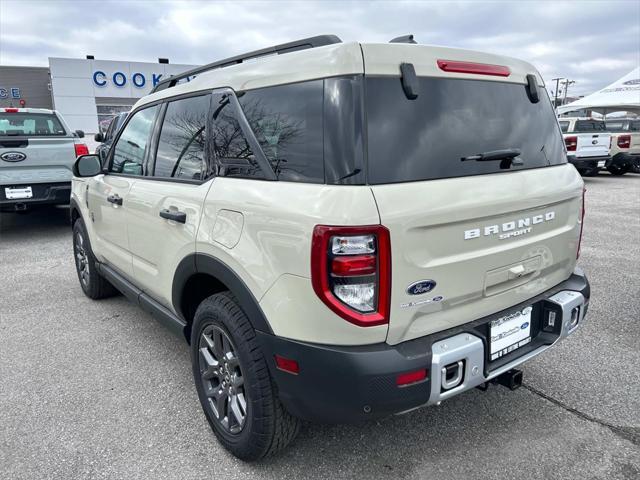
(190, 294, 274, 460)
(72, 218, 95, 296)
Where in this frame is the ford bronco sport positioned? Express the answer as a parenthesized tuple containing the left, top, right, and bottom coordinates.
(70, 35, 590, 461)
(0, 108, 88, 212)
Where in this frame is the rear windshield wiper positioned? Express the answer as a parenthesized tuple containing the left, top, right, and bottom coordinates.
(461, 148, 523, 169)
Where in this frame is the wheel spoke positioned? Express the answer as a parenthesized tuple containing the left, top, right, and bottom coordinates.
(212, 331, 224, 359)
(199, 347, 219, 380)
(229, 394, 246, 429)
(231, 372, 244, 388)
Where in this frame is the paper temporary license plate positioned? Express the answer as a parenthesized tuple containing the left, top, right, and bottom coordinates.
(5, 186, 33, 199)
(490, 306, 532, 361)
(597, 160, 606, 168)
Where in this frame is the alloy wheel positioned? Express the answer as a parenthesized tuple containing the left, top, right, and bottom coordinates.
(75, 232, 90, 287)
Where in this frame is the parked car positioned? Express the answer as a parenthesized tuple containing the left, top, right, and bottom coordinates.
(0, 107, 88, 212)
(70, 35, 590, 460)
(605, 118, 640, 175)
(558, 117, 611, 176)
(94, 112, 128, 163)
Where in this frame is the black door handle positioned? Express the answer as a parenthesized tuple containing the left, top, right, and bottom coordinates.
(107, 194, 123, 205)
(159, 208, 186, 224)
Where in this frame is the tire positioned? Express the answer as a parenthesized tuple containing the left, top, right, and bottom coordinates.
(72, 218, 119, 299)
(607, 165, 629, 176)
(191, 292, 300, 461)
(579, 168, 599, 177)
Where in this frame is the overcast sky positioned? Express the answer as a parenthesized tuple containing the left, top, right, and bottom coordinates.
(1, 0, 639, 96)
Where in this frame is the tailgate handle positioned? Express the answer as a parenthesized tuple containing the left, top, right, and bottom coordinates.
(159, 208, 186, 224)
(508, 265, 526, 279)
(106, 194, 123, 206)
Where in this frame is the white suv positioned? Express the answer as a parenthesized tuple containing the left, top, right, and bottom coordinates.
(70, 35, 590, 460)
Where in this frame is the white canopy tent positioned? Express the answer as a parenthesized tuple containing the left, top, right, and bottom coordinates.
(557, 67, 640, 116)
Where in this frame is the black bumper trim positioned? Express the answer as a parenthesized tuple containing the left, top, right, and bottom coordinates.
(258, 270, 590, 423)
(0, 182, 71, 210)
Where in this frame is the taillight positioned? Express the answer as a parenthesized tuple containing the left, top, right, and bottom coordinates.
(4, 108, 19, 113)
(617, 134, 631, 149)
(437, 59, 511, 77)
(577, 188, 586, 259)
(311, 225, 391, 327)
(565, 136, 578, 152)
(74, 143, 89, 157)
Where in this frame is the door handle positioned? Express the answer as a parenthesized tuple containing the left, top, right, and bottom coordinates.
(107, 194, 123, 206)
(159, 208, 187, 224)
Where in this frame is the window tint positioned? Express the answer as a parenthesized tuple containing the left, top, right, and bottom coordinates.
(238, 80, 324, 183)
(605, 121, 625, 132)
(559, 121, 570, 133)
(366, 77, 566, 184)
(629, 121, 640, 132)
(210, 93, 264, 179)
(574, 120, 606, 132)
(0, 113, 65, 136)
(154, 95, 208, 180)
(111, 105, 158, 175)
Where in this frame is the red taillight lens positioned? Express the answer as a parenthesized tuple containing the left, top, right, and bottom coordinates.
(437, 59, 511, 77)
(274, 355, 299, 375)
(577, 188, 586, 259)
(331, 255, 377, 276)
(4, 108, 19, 113)
(311, 225, 391, 327)
(617, 134, 631, 149)
(396, 369, 428, 387)
(565, 136, 578, 152)
(74, 143, 89, 157)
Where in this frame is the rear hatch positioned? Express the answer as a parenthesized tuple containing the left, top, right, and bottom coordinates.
(572, 119, 610, 158)
(361, 45, 584, 345)
(0, 110, 76, 186)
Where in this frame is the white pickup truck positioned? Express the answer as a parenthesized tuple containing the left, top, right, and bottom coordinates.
(0, 107, 88, 212)
(558, 117, 611, 176)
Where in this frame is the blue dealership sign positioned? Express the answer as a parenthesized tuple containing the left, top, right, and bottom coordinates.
(92, 71, 165, 89)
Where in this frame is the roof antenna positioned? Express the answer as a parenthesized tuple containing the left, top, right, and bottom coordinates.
(390, 34, 417, 44)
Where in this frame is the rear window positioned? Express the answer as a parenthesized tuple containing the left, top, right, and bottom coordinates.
(574, 120, 606, 132)
(605, 121, 625, 132)
(0, 113, 66, 136)
(365, 77, 566, 184)
(629, 121, 640, 132)
(559, 121, 570, 133)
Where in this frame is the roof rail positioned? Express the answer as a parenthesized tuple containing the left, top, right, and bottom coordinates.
(151, 34, 342, 93)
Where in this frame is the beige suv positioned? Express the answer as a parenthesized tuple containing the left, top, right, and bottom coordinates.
(70, 35, 590, 461)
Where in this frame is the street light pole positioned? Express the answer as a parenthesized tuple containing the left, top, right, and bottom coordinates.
(552, 77, 563, 108)
(562, 79, 575, 105)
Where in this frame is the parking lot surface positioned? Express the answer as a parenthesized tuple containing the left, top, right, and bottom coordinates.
(1, 173, 639, 479)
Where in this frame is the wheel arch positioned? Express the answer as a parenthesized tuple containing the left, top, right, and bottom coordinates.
(69, 197, 82, 227)
(172, 253, 274, 343)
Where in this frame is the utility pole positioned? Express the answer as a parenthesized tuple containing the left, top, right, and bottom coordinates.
(552, 77, 563, 108)
(562, 79, 575, 105)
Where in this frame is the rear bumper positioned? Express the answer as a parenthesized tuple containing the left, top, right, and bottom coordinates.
(0, 182, 71, 210)
(258, 269, 590, 423)
(567, 155, 610, 170)
(608, 152, 640, 168)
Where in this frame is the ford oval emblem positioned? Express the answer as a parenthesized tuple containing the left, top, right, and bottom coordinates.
(521, 322, 530, 330)
(406, 280, 436, 295)
(1, 151, 26, 162)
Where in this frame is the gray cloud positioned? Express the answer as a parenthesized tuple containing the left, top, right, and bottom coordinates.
(1, 0, 639, 96)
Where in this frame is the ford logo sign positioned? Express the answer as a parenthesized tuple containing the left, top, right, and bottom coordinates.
(591, 140, 598, 145)
(521, 322, 530, 330)
(1, 151, 26, 162)
(406, 280, 436, 295)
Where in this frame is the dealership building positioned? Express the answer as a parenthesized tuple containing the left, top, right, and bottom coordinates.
(0, 57, 197, 134)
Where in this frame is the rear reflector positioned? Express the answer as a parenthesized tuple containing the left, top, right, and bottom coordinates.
(437, 59, 511, 77)
(274, 355, 299, 375)
(74, 143, 89, 157)
(617, 134, 631, 149)
(397, 369, 428, 386)
(564, 136, 578, 152)
(4, 108, 19, 113)
(331, 255, 377, 276)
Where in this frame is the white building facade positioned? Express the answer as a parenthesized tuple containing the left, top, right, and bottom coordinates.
(48, 57, 197, 133)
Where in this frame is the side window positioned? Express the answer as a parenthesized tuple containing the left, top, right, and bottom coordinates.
(210, 93, 265, 179)
(238, 80, 324, 183)
(154, 95, 208, 180)
(559, 121, 569, 133)
(111, 106, 158, 175)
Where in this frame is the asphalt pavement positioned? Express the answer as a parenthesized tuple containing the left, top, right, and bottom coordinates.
(0, 172, 638, 479)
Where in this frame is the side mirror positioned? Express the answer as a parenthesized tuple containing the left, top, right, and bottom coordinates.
(75, 129, 85, 138)
(94, 132, 104, 142)
(73, 154, 102, 177)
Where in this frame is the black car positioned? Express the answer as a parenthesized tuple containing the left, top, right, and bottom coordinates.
(94, 112, 128, 163)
